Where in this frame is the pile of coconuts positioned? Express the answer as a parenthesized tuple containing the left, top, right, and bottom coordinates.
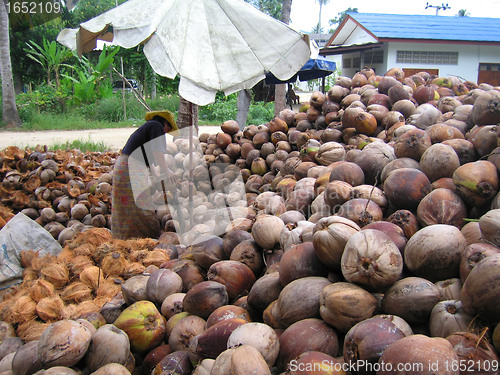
(0, 146, 118, 244)
(0, 67, 500, 374)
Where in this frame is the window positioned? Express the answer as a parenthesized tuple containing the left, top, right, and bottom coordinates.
(364, 49, 384, 64)
(396, 51, 458, 65)
(343, 57, 352, 68)
(352, 57, 361, 69)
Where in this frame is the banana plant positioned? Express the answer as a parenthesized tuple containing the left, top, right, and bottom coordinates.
(63, 45, 120, 104)
(25, 38, 73, 89)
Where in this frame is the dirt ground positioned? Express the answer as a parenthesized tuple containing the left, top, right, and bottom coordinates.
(0, 125, 222, 151)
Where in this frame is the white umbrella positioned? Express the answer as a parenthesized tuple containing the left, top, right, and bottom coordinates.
(57, 0, 317, 106)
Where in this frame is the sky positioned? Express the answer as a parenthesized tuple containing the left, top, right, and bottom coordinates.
(288, 0, 500, 33)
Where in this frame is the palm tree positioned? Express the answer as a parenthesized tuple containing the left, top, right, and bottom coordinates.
(316, 0, 330, 33)
(0, 0, 22, 127)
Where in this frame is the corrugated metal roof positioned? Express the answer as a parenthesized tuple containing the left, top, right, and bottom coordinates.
(348, 13, 500, 42)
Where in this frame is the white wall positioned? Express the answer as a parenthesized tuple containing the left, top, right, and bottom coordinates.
(334, 42, 500, 83)
(386, 42, 500, 82)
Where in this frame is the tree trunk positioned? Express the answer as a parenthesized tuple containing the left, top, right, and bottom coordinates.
(151, 73, 157, 100)
(178, 96, 198, 135)
(274, 0, 293, 117)
(0, 0, 22, 128)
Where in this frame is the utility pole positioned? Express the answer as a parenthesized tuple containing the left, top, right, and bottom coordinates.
(425, 2, 451, 15)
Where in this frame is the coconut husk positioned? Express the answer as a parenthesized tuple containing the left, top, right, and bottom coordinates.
(142, 249, 171, 268)
(29, 278, 56, 302)
(67, 227, 112, 249)
(129, 238, 159, 252)
(73, 243, 96, 258)
(16, 320, 49, 342)
(12, 295, 37, 323)
(11, 191, 30, 210)
(93, 296, 113, 311)
(79, 266, 105, 291)
(123, 262, 146, 278)
(32, 254, 58, 273)
(60, 281, 92, 303)
(19, 250, 38, 269)
(74, 300, 100, 317)
(129, 250, 149, 263)
(57, 247, 75, 264)
(0, 215, 7, 230)
(36, 296, 64, 322)
(96, 278, 122, 299)
(0, 204, 15, 226)
(101, 252, 129, 277)
(60, 304, 80, 320)
(69, 255, 94, 277)
(93, 242, 117, 264)
(22, 268, 39, 285)
(106, 239, 130, 253)
(40, 263, 69, 289)
(0, 299, 15, 324)
(2, 146, 25, 160)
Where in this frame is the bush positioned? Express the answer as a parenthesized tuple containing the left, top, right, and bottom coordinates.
(199, 93, 274, 125)
(248, 101, 274, 125)
(200, 95, 238, 122)
(80, 93, 181, 123)
(16, 85, 66, 122)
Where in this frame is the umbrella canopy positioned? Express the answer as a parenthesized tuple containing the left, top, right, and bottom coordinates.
(264, 56, 336, 84)
(57, 0, 317, 106)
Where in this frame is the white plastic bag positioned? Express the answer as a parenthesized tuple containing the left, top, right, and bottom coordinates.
(0, 213, 62, 289)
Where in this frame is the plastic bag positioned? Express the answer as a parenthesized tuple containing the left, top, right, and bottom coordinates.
(0, 213, 62, 290)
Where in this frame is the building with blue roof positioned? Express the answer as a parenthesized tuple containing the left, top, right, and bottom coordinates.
(320, 13, 500, 85)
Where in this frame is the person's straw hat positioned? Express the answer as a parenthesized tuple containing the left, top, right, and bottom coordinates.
(145, 110, 180, 136)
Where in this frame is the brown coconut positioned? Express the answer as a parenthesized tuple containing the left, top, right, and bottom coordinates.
(30, 279, 57, 302)
(60, 282, 93, 304)
(101, 252, 129, 277)
(40, 263, 70, 289)
(36, 296, 65, 322)
(69, 255, 94, 276)
(79, 266, 105, 291)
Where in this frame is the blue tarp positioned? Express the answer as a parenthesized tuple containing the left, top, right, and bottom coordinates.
(265, 57, 337, 84)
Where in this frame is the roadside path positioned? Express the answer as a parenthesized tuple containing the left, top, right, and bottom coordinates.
(0, 126, 221, 151)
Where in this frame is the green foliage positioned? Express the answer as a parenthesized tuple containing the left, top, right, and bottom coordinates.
(200, 94, 239, 122)
(157, 75, 181, 95)
(25, 38, 73, 87)
(64, 46, 120, 105)
(199, 93, 274, 125)
(77, 92, 180, 123)
(70, 0, 127, 26)
(87, 94, 146, 122)
(247, 101, 274, 125)
(244, 0, 281, 19)
(10, 22, 66, 86)
(16, 84, 66, 121)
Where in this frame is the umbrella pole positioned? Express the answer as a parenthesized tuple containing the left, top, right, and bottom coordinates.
(188, 101, 194, 230)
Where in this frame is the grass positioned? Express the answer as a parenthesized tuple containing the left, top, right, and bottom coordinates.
(16, 113, 137, 132)
(47, 139, 109, 153)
